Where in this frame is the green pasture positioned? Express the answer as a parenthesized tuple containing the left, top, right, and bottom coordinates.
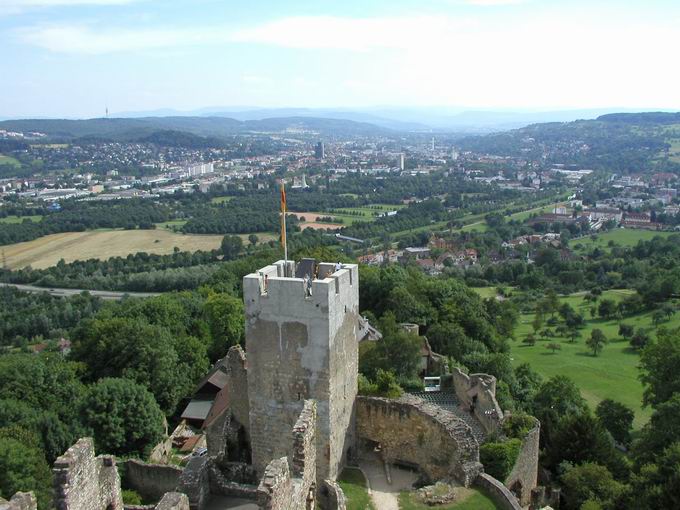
(510, 288, 680, 427)
(572, 229, 673, 253)
(0, 215, 43, 224)
(0, 154, 21, 167)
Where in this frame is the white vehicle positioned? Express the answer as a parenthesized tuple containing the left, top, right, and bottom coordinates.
(423, 376, 441, 392)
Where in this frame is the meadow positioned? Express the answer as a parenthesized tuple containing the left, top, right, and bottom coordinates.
(503, 288, 680, 427)
(295, 204, 405, 229)
(572, 229, 673, 252)
(1, 229, 223, 269)
(0, 154, 21, 167)
(0, 215, 43, 224)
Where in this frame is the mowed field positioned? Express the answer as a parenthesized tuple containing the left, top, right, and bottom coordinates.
(506, 289, 680, 428)
(2, 229, 223, 269)
(0, 154, 21, 166)
(292, 204, 404, 230)
(573, 229, 674, 252)
(0, 215, 43, 224)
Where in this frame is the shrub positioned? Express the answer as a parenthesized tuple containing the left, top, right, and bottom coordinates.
(122, 490, 142, 505)
(479, 439, 522, 481)
(502, 413, 536, 440)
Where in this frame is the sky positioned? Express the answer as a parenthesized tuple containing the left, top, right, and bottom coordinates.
(1, 0, 679, 118)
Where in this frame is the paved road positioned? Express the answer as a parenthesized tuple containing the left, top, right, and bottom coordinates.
(0, 282, 160, 300)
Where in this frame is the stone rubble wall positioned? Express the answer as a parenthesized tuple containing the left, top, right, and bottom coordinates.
(474, 473, 522, 510)
(154, 493, 190, 510)
(225, 345, 250, 436)
(207, 462, 258, 499)
(122, 459, 183, 503)
(175, 457, 209, 510)
(504, 417, 540, 507)
(256, 400, 318, 510)
(205, 346, 251, 463)
(355, 395, 481, 485)
(256, 458, 293, 510)
(450, 369, 504, 434)
(318, 480, 347, 510)
(52, 438, 123, 510)
(0, 493, 37, 510)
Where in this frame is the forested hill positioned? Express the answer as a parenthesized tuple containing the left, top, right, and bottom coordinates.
(597, 112, 680, 124)
(0, 115, 391, 141)
(457, 112, 680, 173)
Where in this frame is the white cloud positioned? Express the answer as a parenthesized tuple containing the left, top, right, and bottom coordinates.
(15, 24, 225, 54)
(11, 13, 680, 108)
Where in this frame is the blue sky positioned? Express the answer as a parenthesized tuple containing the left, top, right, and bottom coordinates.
(1, 0, 679, 118)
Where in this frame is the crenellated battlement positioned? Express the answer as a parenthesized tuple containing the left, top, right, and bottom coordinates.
(244, 261, 358, 321)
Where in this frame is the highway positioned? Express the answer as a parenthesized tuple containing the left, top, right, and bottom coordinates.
(0, 282, 161, 300)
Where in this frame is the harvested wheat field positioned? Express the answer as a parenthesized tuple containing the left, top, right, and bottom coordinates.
(1, 229, 223, 269)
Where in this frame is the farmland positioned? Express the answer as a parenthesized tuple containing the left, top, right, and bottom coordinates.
(1, 229, 223, 269)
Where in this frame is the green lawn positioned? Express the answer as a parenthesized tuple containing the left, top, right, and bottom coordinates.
(398, 488, 499, 509)
(210, 196, 234, 204)
(0, 215, 43, 224)
(155, 219, 188, 230)
(0, 154, 21, 167)
(338, 468, 375, 510)
(572, 229, 673, 253)
(471, 286, 500, 299)
(510, 289, 680, 427)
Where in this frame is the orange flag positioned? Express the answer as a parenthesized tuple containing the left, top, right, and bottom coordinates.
(280, 182, 287, 213)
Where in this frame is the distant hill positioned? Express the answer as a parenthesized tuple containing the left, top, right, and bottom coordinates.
(457, 112, 680, 173)
(598, 112, 680, 124)
(0, 115, 391, 141)
(113, 106, 679, 132)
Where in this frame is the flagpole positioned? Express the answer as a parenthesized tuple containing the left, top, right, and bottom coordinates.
(281, 182, 288, 267)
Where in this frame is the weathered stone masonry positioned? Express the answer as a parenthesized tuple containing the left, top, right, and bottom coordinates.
(356, 395, 482, 485)
(244, 261, 359, 482)
(52, 438, 123, 510)
(257, 400, 318, 510)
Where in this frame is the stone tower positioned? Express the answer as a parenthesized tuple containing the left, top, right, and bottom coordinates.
(243, 260, 359, 482)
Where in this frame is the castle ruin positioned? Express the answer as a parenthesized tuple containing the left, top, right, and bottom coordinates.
(2, 258, 539, 510)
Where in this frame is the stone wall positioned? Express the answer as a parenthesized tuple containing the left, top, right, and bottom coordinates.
(318, 480, 346, 510)
(256, 458, 293, 510)
(122, 459, 183, 503)
(474, 473, 522, 510)
(504, 417, 540, 507)
(255, 400, 318, 510)
(52, 438, 123, 510)
(154, 493, 190, 510)
(450, 369, 504, 434)
(0, 493, 37, 510)
(244, 261, 358, 481)
(176, 457, 209, 510)
(355, 395, 481, 485)
(204, 346, 251, 463)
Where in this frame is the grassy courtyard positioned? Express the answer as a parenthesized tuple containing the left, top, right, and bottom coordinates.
(338, 468, 375, 510)
(398, 488, 499, 510)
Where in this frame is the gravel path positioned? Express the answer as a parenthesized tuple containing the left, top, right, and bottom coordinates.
(360, 459, 418, 510)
